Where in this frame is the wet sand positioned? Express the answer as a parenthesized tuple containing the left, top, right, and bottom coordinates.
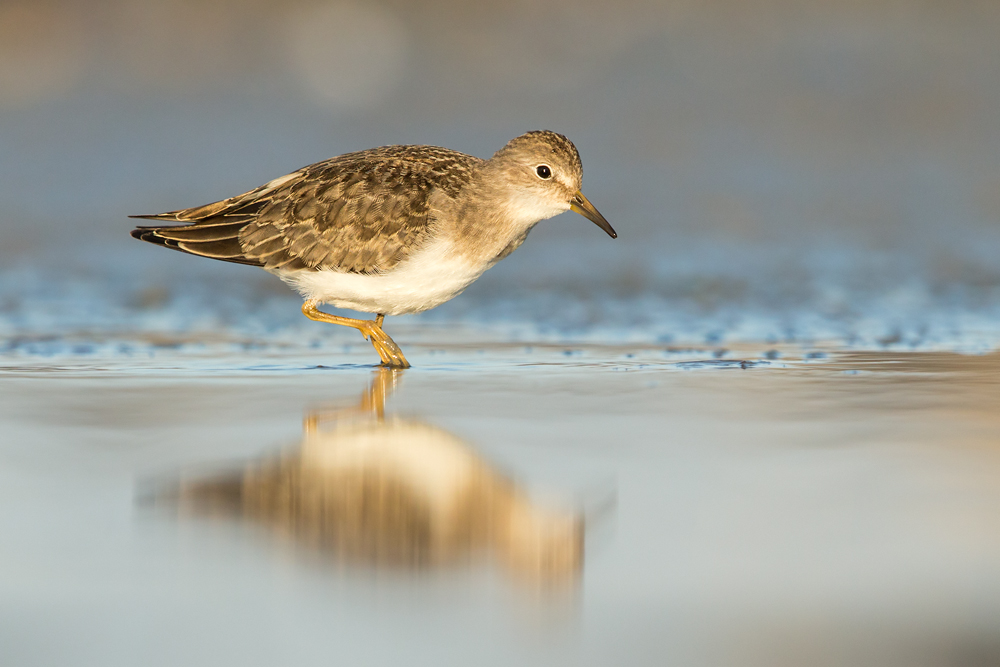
(2, 340, 999, 666)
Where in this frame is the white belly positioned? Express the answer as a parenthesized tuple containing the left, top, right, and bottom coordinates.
(272, 239, 490, 316)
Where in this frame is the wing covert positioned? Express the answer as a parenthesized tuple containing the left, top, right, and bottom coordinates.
(131, 144, 482, 274)
(239, 147, 480, 274)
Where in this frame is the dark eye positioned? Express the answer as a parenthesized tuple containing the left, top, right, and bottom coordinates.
(535, 164, 552, 179)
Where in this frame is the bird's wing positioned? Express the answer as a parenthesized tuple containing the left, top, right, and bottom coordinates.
(130, 146, 482, 274)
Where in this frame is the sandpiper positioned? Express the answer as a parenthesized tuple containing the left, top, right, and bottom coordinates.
(131, 130, 616, 368)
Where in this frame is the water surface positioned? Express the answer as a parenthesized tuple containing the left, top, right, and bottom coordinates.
(3, 344, 999, 667)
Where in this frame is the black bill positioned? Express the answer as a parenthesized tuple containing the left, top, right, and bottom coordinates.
(570, 191, 617, 239)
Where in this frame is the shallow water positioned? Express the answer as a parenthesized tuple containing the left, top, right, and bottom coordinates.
(6, 2, 1000, 664)
(3, 342, 999, 667)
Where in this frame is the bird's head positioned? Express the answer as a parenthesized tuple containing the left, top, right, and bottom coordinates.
(489, 130, 616, 238)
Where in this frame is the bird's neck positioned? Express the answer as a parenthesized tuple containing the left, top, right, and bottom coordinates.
(443, 165, 544, 265)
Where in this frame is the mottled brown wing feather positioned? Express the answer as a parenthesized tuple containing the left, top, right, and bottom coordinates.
(131, 145, 483, 274)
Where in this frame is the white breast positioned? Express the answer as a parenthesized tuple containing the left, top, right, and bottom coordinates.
(272, 237, 490, 316)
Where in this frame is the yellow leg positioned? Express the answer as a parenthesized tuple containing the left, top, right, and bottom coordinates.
(301, 300, 410, 368)
(359, 367, 398, 419)
(304, 367, 399, 433)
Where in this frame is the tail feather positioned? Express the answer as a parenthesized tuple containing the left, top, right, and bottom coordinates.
(176, 237, 246, 260)
(129, 187, 271, 223)
(130, 223, 262, 267)
(148, 221, 249, 243)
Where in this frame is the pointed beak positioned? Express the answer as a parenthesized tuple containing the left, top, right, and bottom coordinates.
(570, 191, 617, 239)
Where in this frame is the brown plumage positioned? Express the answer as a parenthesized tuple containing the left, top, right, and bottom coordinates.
(131, 145, 483, 274)
(130, 131, 615, 368)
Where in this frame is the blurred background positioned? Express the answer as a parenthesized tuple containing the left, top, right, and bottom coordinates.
(2, 0, 1000, 347)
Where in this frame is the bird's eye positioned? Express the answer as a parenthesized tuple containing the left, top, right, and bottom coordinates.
(535, 164, 552, 179)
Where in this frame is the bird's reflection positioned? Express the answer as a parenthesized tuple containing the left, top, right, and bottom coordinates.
(166, 369, 583, 586)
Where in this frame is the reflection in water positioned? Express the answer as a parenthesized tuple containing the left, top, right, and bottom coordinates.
(165, 369, 583, 586)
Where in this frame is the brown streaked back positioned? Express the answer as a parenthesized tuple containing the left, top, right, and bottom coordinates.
(130, 145, 484, 274)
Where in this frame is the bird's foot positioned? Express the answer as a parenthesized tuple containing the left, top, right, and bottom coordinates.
(358, 320, 410, 369)
(301, 301, 410, 368)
